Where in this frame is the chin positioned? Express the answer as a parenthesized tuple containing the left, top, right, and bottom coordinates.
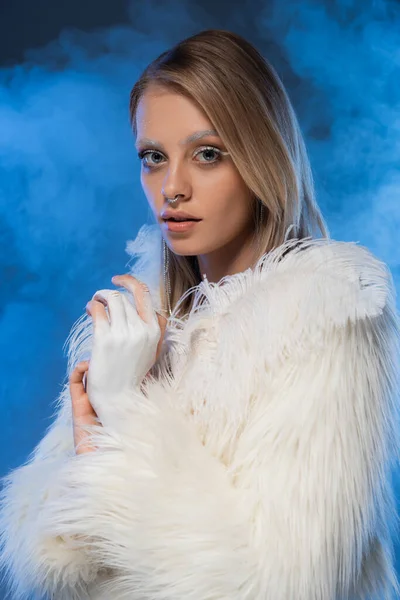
(160, 233, 200, 258)
(166, 243, 199, 257)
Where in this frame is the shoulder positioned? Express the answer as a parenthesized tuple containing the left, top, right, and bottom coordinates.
(254, 236, 396, 326)
(222, 237, 399, 366)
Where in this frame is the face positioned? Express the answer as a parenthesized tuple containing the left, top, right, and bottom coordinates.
(135, 83, 255, 258)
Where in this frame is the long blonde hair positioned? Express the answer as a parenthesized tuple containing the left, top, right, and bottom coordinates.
(129, 29, 329, 319)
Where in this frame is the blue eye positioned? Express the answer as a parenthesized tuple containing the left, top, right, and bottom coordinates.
(137, 150, 164, 168)
(137, 146, 224, 169)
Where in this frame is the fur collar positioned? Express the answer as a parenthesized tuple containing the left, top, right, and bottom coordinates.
(125, 222, 393, 331)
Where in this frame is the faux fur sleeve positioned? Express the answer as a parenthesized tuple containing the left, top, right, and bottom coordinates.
(0, 223, 164, 599)
(0, 384, 102, 599)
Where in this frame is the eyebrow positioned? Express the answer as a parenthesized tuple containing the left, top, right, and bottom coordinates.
(135, 129, 220, 149)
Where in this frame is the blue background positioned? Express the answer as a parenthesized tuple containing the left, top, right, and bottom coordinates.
(1, 0, 400, 597)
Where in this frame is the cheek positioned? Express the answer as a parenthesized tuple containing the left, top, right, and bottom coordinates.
(140, 171, 150, 195)
(207, 171, 252, 219)
(141, 174, 158, 209)
(218, 198, 253, 231)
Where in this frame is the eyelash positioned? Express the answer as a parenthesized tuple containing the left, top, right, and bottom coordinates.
(137, 146, 225, 170)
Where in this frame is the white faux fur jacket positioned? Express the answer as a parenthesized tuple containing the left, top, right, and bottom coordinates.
(1, 224, 400, 600)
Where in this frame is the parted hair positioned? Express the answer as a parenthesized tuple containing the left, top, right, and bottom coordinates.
(129, 28, 329, 318)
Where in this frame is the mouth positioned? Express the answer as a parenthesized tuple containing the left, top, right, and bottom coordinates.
(162, 218, 202, 232)
(162, 217, 202, 222)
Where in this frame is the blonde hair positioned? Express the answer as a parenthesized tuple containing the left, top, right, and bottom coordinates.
(129, 28, 329, 319)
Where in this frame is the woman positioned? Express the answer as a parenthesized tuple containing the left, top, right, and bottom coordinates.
(1, 28, 399, 600)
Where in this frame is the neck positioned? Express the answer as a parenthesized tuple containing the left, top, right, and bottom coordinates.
(196, 226, 260, 284)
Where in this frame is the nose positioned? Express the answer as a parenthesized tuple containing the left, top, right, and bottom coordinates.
(161, 161, 191, 203)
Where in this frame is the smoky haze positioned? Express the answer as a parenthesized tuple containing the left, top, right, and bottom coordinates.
(0, 1, 399, 596)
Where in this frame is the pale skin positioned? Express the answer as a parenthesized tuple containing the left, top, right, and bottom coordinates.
(70, 82, 258, 454)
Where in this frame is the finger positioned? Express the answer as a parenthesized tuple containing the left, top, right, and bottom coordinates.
(69, 360, 89, 384)
(117, 293, 143, 331)
(92, 289, 127, 333)
(86, 300, 109, 335)
(136, 283, 159, 328)
(86, 298, 109, 323)
(69, 362, 96, 418)
(112, 275, 154, 325)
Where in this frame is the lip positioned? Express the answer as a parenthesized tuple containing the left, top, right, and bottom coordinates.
(162, 220, 201, 233)
(161, 209, 201, 220)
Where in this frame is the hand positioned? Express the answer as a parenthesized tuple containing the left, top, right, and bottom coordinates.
(84, 276, 162, 428)
(69, 276, 167, 454)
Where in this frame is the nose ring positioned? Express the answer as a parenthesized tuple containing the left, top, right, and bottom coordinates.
(166, 195, 179, 205)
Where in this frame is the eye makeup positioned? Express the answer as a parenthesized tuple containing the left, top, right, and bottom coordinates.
(137, 145, 230, 169)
